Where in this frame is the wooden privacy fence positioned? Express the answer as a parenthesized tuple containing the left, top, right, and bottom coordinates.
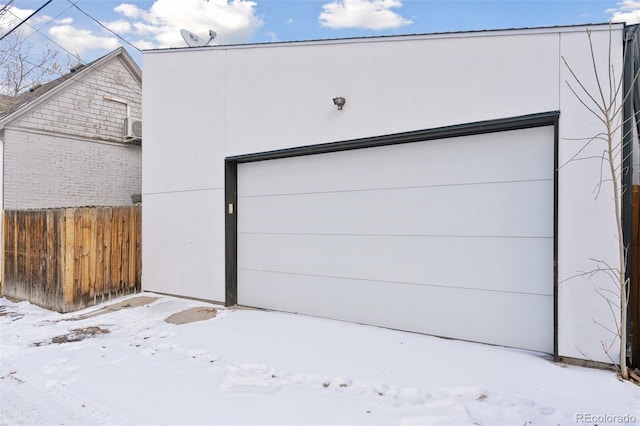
(632, 186, 640, 368)
(2, 206, 141, 312)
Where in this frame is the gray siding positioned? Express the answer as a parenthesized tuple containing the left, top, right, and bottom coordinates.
(11, 57, 141, 143)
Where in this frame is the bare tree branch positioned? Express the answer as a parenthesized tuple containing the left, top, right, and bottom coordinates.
(0, 30, 69, 96)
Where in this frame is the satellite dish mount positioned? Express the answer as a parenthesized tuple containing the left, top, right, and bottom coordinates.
(180, 29, 217, 47)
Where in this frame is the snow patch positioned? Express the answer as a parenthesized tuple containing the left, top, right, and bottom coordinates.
(1, 293, 638, 425)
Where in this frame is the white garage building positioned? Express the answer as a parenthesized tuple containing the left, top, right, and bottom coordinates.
(142, 23, 638, 364)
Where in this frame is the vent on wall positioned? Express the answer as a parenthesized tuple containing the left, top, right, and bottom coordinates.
(124, 117, 142, 143)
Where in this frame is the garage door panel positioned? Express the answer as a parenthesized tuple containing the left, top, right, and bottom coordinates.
(238, 269, 554, 353)
(238, 233, 553, 295)
(237, 126, 554, 353)
(237, 126, 554, 197)
(238, 180, 552, 237)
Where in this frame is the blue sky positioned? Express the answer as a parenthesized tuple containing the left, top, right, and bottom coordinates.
(2, 0, 639, 66)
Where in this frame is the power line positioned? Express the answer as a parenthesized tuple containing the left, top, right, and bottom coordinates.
(67, 0, 141, 52)
(0, 0, 52, 42)
(3, 6, 141, 95)
(0, 1, 16, 19)
(6, 7, 80, 60)
(12, 0, 78, 44)
(0, 0, 142, 97)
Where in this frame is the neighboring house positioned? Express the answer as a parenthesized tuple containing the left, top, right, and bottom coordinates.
(142, 23, 639, 366)
(0, 46, 142, 211)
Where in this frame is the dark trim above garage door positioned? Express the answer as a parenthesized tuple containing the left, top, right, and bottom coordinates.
(227, 111, 560, 163)
(225, 111, 560, 357)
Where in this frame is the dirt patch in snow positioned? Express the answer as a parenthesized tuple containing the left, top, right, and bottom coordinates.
(0, 306, 24, 321)
(33, 326, 110, 346)
(165, 307, 218, 325)
(64, 296, 160, 321)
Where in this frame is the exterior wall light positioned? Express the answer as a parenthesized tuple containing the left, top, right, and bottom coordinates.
(332, 97, 346, 110)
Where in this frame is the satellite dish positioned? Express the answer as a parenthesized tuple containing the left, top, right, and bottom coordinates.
(180, 29, 217, 47)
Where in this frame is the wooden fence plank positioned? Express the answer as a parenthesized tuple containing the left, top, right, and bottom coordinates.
(121, 207, 130, 293)
(1, 212, 6, 295)
(23, 212, 31, 301)
(73, 209, 83, 306)
(12, 210, 20, 299)
(136, 206, 142, 287)
(3, 212, 14, 296)
(52, 210, 60, 308)
(36, 212, 45, 305)
(95, 208, 104, 303)
(128, 206, 136, 290)
(120, 207, 128, 294)
(111, 207, 120, 296)
(79, 209, 89, 304)
(103, 208, 113, 300)
(34, 212, 43, 307)
(12, 212, 17, 296)
(63, 209, 75, 307)
(631, 186, 640, 368)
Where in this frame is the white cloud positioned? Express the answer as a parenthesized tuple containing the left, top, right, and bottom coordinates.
(609, 1, 640, 24)
(113, 3, 145, 19)
(0, 5, 52, 36)
(55, 17, 74, 25)
(319, 0, 412, 30)
(113, 0, 263, 48)
(133, 22, 159, 36)
(265, 30, 278, 42)
(104, 20, 133, 34)
(48, 26, 120, 57)
(130, 39, 156, 50)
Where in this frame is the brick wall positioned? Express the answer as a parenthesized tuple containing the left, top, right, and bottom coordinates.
(3, 129, 141, 209)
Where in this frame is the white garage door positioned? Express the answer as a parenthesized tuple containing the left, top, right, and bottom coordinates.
(237, 126, 554, 353)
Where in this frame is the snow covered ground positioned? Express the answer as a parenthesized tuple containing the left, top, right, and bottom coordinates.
(1, 293, 638, 426)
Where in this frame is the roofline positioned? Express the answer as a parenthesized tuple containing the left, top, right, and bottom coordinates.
(144, 22, 626, 55)
(118, 46, 142, 85)
(0, 46, 141, 128)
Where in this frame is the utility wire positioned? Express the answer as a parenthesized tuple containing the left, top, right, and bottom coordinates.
(9, 0, 77, 45)
(0, 0, 142, 97)
(4, 6, 141, 95)
(67, 0, 141, 52)
(7, 8, 79, 58)
(0, 0, 52, 42)
(0, 1, 16, 19)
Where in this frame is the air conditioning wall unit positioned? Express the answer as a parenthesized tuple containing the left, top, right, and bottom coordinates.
(124, 117, 142, 142)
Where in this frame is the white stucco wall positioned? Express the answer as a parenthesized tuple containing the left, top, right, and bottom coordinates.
(143, 24, 625, 363)
(557, 29, 624, 363)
